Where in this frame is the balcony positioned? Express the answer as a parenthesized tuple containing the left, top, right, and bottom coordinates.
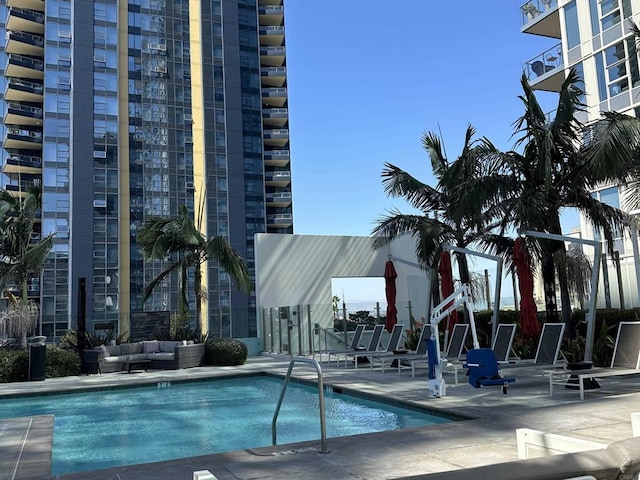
(4, 127, 42, 150)
(265, 170, 291, 186)
(5, 77, 43, 102)
(3, 153, 42, 175)
(260, 46, 285, 67)
(262, 108, 288, 127)
(7, 7, 45, 35)
(524, 43, 564, 92)
(266, 192, 292, 207)
(6, 53, 44, 79)
(5, 179, 39, 197)
(264, 149, 290, 166)
(521, 1, 561, 38)
(263, 129, 289, 147)
(7, 0, 45, 12)
(5, 102, 43, 126)
(262, 87, 287, 107)
(259, 26, 285, 46)
(261, 66, 286, 87)
(258, 5, 284, 26)
(6, 30, 44, 56)
(266, 213, 293, 228)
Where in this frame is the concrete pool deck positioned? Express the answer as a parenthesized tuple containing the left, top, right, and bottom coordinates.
(2, 354, 640, 479)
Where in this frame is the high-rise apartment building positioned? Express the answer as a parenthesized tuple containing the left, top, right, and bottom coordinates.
(0, 0, 293, 340)
(522, 0, 640, 308)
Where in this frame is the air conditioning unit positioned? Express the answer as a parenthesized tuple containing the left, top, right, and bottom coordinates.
(184, 114, 192, 121)
(93, 56, 107, 63)
(153, 66, 167, 73)
(186, 182, 194, 189)
(184, 137, 193, 143)
(93, 151, 107, 158)
(157, 44, 167, 51)
(58, 30, 71, 38)
(93, 199, 107, 208)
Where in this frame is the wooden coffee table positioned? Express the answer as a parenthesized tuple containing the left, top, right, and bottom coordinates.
(121, 359, 150, 373)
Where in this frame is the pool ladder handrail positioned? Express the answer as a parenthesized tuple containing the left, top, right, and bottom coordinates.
(272, 357, 330, 453)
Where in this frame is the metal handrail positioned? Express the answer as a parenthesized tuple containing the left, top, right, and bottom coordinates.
(272, 358, 330, 453)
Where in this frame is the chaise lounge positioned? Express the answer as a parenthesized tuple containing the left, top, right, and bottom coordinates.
(84, 340, 205, 373)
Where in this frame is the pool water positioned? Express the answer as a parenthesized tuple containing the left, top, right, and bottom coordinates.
(0, 375, 455, 475)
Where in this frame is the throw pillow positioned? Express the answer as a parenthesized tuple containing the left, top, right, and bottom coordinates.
(142, 340, 159, 353)
(99, 345, 110, 356)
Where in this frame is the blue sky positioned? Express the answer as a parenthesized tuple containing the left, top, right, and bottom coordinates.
(283, 2, 576, 305)
(285, 1, 575, 237)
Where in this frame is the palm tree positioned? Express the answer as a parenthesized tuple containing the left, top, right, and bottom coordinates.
(0, 183, 54, 346)
(372, 125, 500, 287)
(137, 204, 252, 335)
(471, 70, 628, 332)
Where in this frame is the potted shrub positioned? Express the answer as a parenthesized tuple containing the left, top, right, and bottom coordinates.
(522, 3, 539, 21)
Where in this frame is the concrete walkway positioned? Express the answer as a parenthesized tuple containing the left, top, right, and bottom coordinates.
(2, 355, 640, 479)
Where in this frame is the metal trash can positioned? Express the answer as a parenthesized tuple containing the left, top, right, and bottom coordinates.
(28, 336, 47, 381)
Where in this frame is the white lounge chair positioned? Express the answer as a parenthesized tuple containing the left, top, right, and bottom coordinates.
(547, 321, 640, 400)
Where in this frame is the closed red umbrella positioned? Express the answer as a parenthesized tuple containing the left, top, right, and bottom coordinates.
(513, 237, 540, 339)
(438, 251, 459, 333)
(384, 259, 398, 333)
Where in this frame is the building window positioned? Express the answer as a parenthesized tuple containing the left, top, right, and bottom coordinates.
(564, 1, 580, 49)
(595, 38, 640, 100)
(592, 187, 624, 254)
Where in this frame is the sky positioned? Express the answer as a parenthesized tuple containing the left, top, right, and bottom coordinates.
(282, 1, 576, 305)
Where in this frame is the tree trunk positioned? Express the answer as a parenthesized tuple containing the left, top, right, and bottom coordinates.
(541, 248, 559, 322)
(194, 265, 202, 336)
(457, 252, 471, 286)
(555, 245, 574, 338)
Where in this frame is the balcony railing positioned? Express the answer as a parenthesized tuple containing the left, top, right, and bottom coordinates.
(521, 0, 557, 25)
(6, 153, 42, 168)
(9, 7, 45, 24)
(259, 5, 284, 15)
(265, 171, 291, 182)
(262, 87, 287, 96)
(6, 30, 44, 47)
(7, 53, 44, 70)
(261, 66, 286, 76)
(260, 46, 285, 56)
(7, 102, 42, 117)
(6, 77, 43, 94)
(524, 42, 563, 79)
(264, 149, 290, 158)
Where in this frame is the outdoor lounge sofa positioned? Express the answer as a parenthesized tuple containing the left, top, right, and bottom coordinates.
(84, 340, 205, 373)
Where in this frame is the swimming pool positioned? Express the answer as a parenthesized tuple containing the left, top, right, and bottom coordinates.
(0, 375, 458, 475)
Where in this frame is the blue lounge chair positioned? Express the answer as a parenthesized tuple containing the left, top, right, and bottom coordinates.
(464, 348, 516, 394)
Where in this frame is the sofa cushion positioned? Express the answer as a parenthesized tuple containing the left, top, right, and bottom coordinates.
(149, 352, 174, 361)
(142, 340, 159, 353)
(120, 343, 143, 355)
(103, 356, 122, 364)
(123, 353, 148, 362)
(158, 341, 179, 353)
(108, 344, 122, 356)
